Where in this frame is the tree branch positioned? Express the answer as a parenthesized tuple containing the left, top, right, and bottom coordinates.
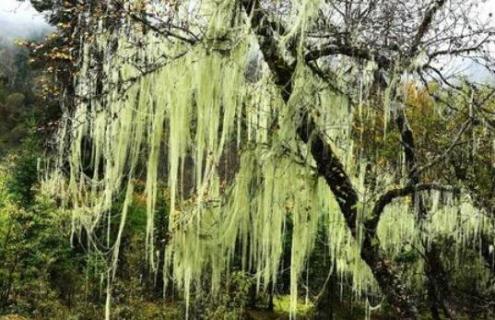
(409, 0, 447, 58)
(112, 0, 199, 45)
(366, 183, 458, 232)
(305, 42, 391, 69)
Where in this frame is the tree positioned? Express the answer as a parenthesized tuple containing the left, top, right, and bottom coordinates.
(33, 0, 495, 319)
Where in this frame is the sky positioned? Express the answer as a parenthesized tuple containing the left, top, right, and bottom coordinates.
(0, 0, 47, 23)
(479, 0, 495, 23)
(0, 0, 51, 40)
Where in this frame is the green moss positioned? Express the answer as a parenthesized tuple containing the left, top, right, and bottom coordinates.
(274, 295, 314, 318)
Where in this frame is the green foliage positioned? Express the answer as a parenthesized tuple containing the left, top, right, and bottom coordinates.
(394, 246, 420, 265)
(4, 154, 38, 206)
(193, 271, 254, 320)
(0, 37, 58, 156)
(0, 157, 76, 317)
(0, 154, 186, 319)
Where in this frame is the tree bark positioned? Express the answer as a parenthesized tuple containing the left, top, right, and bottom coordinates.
(480, 234, 495, 274)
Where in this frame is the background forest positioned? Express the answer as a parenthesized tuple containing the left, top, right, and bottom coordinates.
(1, 1, 495, 320)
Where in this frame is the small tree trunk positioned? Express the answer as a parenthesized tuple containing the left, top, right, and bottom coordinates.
(315, 268, 336, 320)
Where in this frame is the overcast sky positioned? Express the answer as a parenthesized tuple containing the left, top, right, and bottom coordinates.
(0, 1, 51, 41)
(480, 0, 495, 22)
(0, 0, 493, 32)
(0, 0, 49, 27)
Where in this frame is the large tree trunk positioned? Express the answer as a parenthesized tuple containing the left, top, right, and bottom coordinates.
(240, 2, 419, 317)
(298, 119, 419, 319)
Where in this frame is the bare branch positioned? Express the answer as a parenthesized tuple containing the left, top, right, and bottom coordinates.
(409, 0, 447, 57)
(366, 183, 459, 232)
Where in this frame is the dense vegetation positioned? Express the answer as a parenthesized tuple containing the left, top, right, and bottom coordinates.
(1, 1, 495, 319)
